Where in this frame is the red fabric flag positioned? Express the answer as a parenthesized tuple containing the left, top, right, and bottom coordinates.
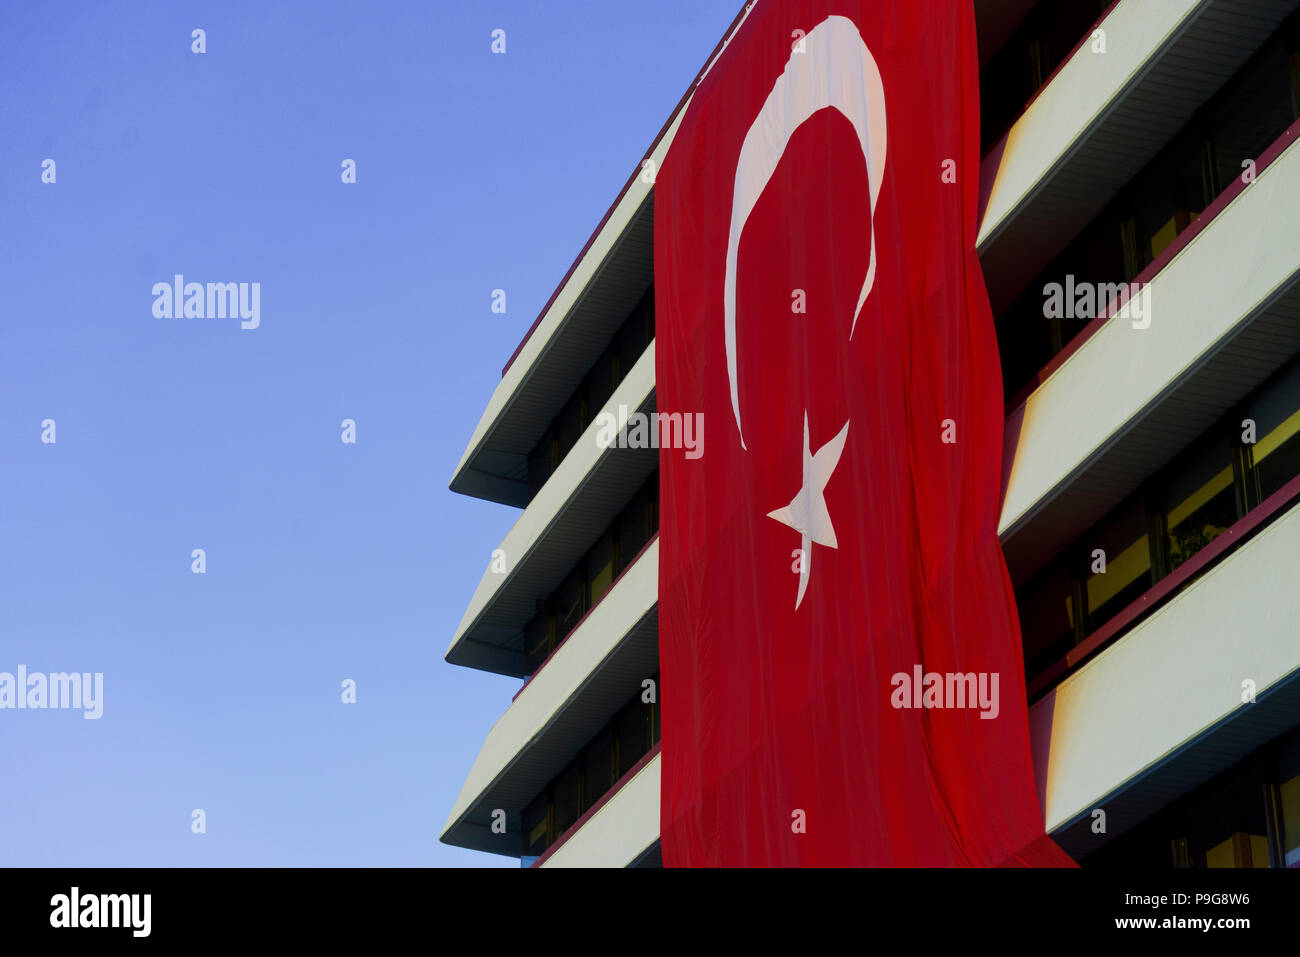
(655, 0, 1074, 866)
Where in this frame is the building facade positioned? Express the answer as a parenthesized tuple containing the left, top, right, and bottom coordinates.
(441, 0, 1300, 867)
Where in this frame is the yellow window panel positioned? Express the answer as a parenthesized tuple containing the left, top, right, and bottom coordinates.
(1150, 208, 1199, 260)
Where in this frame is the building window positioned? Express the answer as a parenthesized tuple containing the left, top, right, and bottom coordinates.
(994, 16, 1300, 404)
(588, 529, 617, 608)
(523, 605, 556, 676)
(1083, 498, 1152, 633)
(616, 693, 657, 776)
(979, 0, 1110, 153)
(1159, 433, 1238, 575)
(1193, 770, 1272, 868)
(1131, 133, 1211, 267)
(520, 472, 659, 679)
(1208, 32, 1298, 199)
(553, 759, 583, 839)
(589, 341, 617, 420)
(525, 287, 655, 499)
(1276, 733, 1300, 867)
(517, 677, 660, 860)
(1018, 354, 1300, 688)
(522, 789, 552, 859)
(584, 725, 616, 812)
(1015, 564, 1078, 678)
(1082, 731, 1300, 868)
(554, 566, 585, 645)
(617, 288, 654, 381)
(554, 391, 585, 468)
(1245, 357, 1300, 505)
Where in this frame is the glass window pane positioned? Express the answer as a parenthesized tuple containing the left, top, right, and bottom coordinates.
(1191, 772, 1270, 869)
(523, 609, 554, 675)
(1278, 732, 1300, 867)
(979, 0, 1083, 153)
(553, 760, 581, 837)
(527, 430, 555, 499)
(1086, 729, 1300, 868)
(1037, 0, 1103, 78)
(1132, 136, 1210, 267)
(1016, 565, 1077, 678)
(554, 567, 584, 643)
(1054, 214, 1130, 328)
(1255, 411, 1300, 503)
(618, 489, 649, 567)
(1280, 775, 1300, 868)
(995, 294, 1054, 401)
(588, 529, 616, 607)
(522, 790, 550, 858)
(617, 698, 652, 776)
(1211, 36, 1296, 197)
(647, 473, 659, 534)
(589, 343, 616, 416)
(555, 392, 584, 462)
(1250, 357, 1300, 503)
(1163, 437, 1237, 573)
(618, 292, 652, 376)
(1084, 498, 1152, 633)
(584, 726, 615, 811)
(1205, 833, 1271, 868)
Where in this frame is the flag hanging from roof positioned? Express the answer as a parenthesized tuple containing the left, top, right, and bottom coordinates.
(654, 0, 1074, 866)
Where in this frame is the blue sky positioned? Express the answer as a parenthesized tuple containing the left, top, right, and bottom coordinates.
(0, 0, 740, 867)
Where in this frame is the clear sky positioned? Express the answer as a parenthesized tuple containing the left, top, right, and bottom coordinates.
(0, 0, 741, 867)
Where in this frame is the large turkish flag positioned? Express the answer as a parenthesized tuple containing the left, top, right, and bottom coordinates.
(655, 0, 1074, 866)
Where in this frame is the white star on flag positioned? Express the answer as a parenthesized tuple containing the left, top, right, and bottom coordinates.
(766, 411, 850, 609)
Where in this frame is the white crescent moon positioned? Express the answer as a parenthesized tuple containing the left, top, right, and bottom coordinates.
(723, 15, 887, 449)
